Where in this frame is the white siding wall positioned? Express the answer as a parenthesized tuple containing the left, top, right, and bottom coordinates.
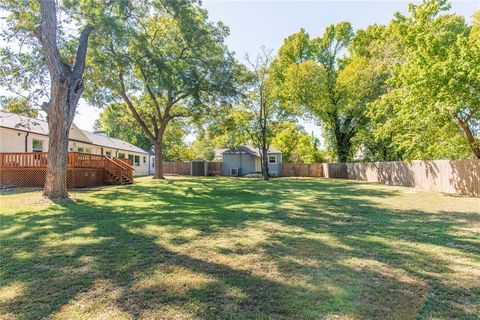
(0, 127, 149, 176)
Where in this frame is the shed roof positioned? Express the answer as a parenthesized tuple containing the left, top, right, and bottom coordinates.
(215, 145, 282, 157)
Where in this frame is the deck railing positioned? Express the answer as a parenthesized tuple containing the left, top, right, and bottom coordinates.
(0, 152, 133, 186)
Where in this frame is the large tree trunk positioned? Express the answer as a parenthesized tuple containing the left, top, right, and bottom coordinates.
(334, 128, 351, 163)
(153, 142, 164, 179)
(43, 80, 71, 198)
(153, 126, 167, 179)
(35, 1, 93, 199)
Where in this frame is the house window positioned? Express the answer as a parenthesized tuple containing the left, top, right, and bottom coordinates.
(105, 151, 112, 158)
(143, 156, 146, 163)
(268, 155, 277, 164)
(128, 154, 134, 163)
(78, 147, 91, 154)
(118, 153, 125, 159)
(134, 155, 140, 166)
(32, 139, 43, 152)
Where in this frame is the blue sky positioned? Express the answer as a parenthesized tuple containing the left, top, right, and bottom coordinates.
(18, 1, 480, 141)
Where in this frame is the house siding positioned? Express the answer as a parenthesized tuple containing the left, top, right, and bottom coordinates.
(0, 127, 150, 176)
(221, 152, 282, 176)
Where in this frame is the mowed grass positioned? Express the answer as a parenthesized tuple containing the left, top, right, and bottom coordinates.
(0, 177, 479, 320)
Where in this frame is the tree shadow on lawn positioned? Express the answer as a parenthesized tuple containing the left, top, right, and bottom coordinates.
(1, 178, 479, 319)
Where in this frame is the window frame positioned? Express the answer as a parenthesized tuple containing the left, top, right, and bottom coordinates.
(134, 155, 140, 166)
(32, 139, 43, 152)
(268, 155, 277, 164)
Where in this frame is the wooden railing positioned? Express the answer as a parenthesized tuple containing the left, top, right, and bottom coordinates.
(112, 158, 134, 178)
(0, 152, 133, 181)
(104, 157, 128, 182)
(0, 152, 49, 167)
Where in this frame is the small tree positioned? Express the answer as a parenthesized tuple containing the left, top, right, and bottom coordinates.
(246, 48, 276, 181)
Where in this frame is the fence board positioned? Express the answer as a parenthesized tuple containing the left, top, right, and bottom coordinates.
(324, 160, 480, 197)
(281, 163, 324, 177)
(162, 162, 191, 175)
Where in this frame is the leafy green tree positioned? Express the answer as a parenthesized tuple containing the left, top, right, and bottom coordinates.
(272, 23, 388, 163)
(0, 97, 39, 118)
(86, 1, 243, 178)
(94, 102, 194, 161)
(270, 121, 325, 163)
(370, 1, 479, 160)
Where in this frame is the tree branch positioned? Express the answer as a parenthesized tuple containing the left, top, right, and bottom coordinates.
(118, 72, 157, 142)
(72, 25, 95, 79)
(35, 0, 63, 79)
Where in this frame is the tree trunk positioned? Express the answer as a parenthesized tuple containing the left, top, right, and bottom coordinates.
(35, 1, 93, 199)
(334, 128, 351, 163)
(153, 127, 166, 179)
(262, 131, 269, 181)
(43, 118, 69, 198)
(43, 83, 71, 198)
(455, 117, 480, 159)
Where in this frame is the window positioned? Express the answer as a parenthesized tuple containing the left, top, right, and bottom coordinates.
(134, 155, 140, 166)
(32, 139, 43, 152)
(118, 153, 125, 159)
(143, 156, 146, 163)
(105, 151, 112, 158)
(268, 155, 277, 164)
(77, 147, 92, 154)
(128, 154, 134, 163)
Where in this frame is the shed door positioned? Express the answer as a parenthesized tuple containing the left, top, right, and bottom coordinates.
(192, 162, 205, 176)
(255, 157, 261, 172)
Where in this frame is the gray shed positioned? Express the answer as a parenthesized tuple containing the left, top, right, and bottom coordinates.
(190, 158, 208, 176)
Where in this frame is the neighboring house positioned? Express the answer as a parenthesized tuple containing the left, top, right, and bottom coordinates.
(0, 111, 150, 176)
(214, 145, 282, 176)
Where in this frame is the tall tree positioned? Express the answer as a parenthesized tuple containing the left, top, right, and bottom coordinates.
(370, 1, 480, 160)
(0, 0, 99, 198)
(86, 1, 243, 178)
(272, 23, 388, 162)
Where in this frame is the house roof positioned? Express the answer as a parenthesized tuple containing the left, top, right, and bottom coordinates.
(80, 130, 149, 155)
(0, 111, 49, 135)
(0, 111, 149, 155)
(215, 145, 282, 157)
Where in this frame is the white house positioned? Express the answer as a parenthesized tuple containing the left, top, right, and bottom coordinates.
(0, 111, 151, 176)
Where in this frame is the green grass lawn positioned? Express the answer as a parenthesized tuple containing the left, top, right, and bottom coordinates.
(1, 176, 479, 320)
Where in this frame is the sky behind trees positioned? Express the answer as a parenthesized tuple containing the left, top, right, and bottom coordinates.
(2, 1, 479, 141)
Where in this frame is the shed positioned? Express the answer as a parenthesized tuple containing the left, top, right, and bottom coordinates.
(190, 158, 208, 176)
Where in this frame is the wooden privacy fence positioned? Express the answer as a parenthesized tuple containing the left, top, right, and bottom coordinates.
(281, 163, 324, 177)
(324, 160, 480, 197)
(162, 162, 223, 176)
(162, 162, 191, 175)
(0, 152, 133, 188)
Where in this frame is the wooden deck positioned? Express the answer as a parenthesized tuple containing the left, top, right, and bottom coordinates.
(0, 152, 134, 188)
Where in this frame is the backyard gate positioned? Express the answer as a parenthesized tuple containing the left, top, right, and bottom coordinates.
(190, 158, 208, 176)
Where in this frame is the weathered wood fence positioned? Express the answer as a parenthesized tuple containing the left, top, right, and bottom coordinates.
(162, 162, 223, 176)
(281, 163, 324, 177)
(323, 160, 480, 197)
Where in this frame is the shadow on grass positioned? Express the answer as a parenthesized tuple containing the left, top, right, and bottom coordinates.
(0, 177, 479, 319)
